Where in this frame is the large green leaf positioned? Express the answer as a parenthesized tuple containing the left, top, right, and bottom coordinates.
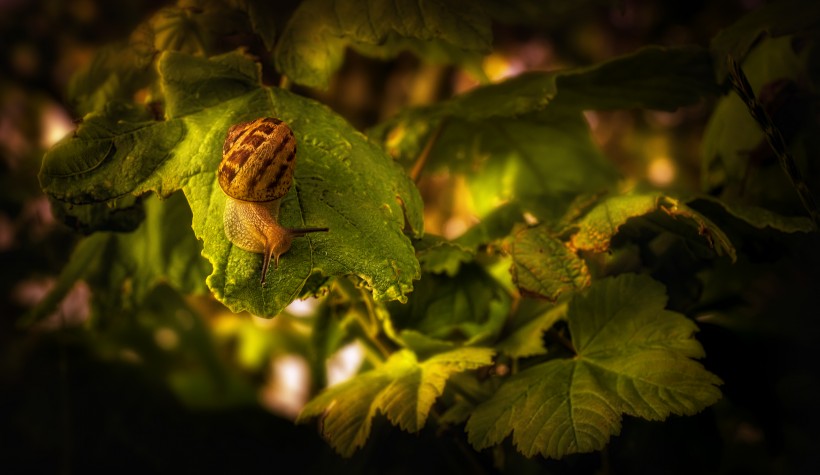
(297, 347, 494, 457)
(373, 46, 719, 219)
(466, 274, 722, 458)
(40, 51, 423, 317)
(275, 0, 492, 89)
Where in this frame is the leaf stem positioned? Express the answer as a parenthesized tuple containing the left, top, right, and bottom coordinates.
(358, 288, 393, 359)
(279, 75, 292, 91)
(332, 279, 391, 361)
(410, 119, 446, 183)
(727, 55, 820, 229)
(546, 328, 576, 355)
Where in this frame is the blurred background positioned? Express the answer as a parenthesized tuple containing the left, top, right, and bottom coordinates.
(3, 0, 819, 473)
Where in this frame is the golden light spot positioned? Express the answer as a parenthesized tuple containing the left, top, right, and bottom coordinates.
(286, 297, 320, 317)
(40, 103, 74, 148)
(154, 327, 179, 350)
(647, 156, 676, 187)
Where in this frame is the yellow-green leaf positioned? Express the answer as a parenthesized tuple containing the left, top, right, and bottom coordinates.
(466, 274, 722, 458)
(297, 347, 494, 456)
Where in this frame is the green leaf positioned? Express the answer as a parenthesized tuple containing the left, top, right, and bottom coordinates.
(467, 274, 722, 458)
(49, 194, 145, 234)
(67, 2, 254, 115)
(67, 40, 156, 115)
(436, 109, 618, 220)
(373, 46, 720, 220)
(275, 0, 492, 89)
(40, 51, 423, 317)
(551, 45, 720, 111)
(387, 263, 511, 352)
(414, 235, 474, 276)
(495, 301, 567, 358)
(569, 193, 736, 261)
(227, 0, 282, 51)
(511, 225, 590, 301)
(25, 193, 210, 324)
(455, 201, 525, 250)
(297, 347, 494, 457)
(710, 0, 820, 79)
(690, 196, 815, 234)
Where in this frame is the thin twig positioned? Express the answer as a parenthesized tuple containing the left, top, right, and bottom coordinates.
(727, 55, 820, 229)
(410, 119, 446, 183)
(278, 75, 292, 91)
(358, 289, 393, 359)
(546, 328, 576, 355)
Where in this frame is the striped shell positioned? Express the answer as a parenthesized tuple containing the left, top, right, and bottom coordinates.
(218, 117, 297, 202)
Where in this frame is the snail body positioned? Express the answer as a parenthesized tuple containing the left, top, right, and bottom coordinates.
(218, 117, 328, 284)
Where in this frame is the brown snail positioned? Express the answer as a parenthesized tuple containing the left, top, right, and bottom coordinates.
(218, 117, 328, 285)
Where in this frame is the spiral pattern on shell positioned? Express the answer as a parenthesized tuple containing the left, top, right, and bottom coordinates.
(218, 117, 297, 202)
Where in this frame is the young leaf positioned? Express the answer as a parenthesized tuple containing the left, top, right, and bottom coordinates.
(569, 193, 736, 261)
(297, 347, 494, 457)
(511, 225, 590, 301)
(466, 274, 722, 458)
(40, 51, 423, 317)
(275, 0, 492, 89)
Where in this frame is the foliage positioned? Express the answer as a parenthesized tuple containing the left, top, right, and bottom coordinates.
(6, 0, 820, 472)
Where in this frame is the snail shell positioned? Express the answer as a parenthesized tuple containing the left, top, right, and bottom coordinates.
(218, 117, 327, 284)
(219, 117, 296, 202)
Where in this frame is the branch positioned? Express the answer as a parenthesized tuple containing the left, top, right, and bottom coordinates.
(727, 55, 820, 230)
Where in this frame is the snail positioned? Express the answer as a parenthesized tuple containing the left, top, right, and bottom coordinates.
(218, 117, 328, 285)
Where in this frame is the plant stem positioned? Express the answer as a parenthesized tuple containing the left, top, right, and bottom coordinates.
(410, 119, 446, 183)
(279, 75, 292, 91)
(727, 55, 820, 229)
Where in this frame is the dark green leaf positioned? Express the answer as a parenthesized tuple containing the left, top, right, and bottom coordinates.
(387, 263, 511, 351)
(275, 0, 492, 89)
(495, 300, 567, 358)
(552, 46, 720, 111)
(25, 193, 210, 325)
(710, 0, 820, 79)
(49, 194, 145, 234)
(691, 196, 815, 234)
(414, 235, 474, 276)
